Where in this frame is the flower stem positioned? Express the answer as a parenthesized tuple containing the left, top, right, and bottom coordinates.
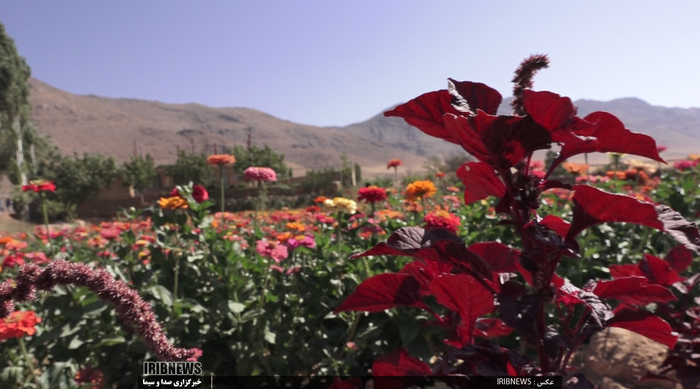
(219, 165, 225, 214)
(171, 255, 180, 322)
(41, 194, 51, 256)
(18, 337, 42, 389)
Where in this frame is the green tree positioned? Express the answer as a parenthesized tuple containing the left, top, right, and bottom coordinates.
(37, 152, 118, 208)
(121, 154, 157, 192)
(231, 144, 288, 179)
(0, 21, 34, 183)
(165, 150, 212, 186)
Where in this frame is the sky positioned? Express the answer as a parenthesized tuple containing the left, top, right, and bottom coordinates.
(2, 1, 700, 128)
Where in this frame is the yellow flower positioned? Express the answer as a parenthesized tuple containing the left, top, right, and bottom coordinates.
(688, 154, 700, 161)
(323, 197, 357, 214)
(405, 180, 437, 201)
(158, 196, 189, 210)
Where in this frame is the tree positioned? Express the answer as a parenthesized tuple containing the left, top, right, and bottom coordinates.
(121, 154, 157, 193)
(165, 150, 212, 186)
(37, 152, 118, 208)
(0, 21, 34, 185)
(230, 144, 288, 179)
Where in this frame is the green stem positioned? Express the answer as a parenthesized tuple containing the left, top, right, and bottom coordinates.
(171, 256, 180, 321)
(219, 165, 225, 214)
(41, 194, 52, 256)
(584, 153, 589, 183)
(18, 337, 42, 389)
(336, 212, 343, 260)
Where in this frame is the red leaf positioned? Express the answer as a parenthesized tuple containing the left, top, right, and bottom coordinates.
(475, 318, 514, 338)
(607, 307, 678, 349)
(429, 274, 495, 343)
(334, 273, 426, 314)
(609, 264, 645, 279)
(372, 349, 432, 376)
(400, 260, 453, 293)
(384, 90, 462, 144)
(467, 242, 520, 272)
(592, 276, 677, 305)
(566, 185, 700, 255)
(539, 215, 571, 238)
(521, 90, 581, 135)
(456, 162, 506, 205)
(665, 245, 694, 273)
(351, 227, 493, 280)
(641, 254, 684, 287)
(448, 79, 503, 116)
(443, 112, 551, 171)
(557, 111, 665, 163)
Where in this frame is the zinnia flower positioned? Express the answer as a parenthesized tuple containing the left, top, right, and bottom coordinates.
(424, 210, 461, 233)
(168, 185, 209, 203)
(387, 159, 402, 169)
(75, 367, 105, 389)
(675, 160, 698, 171)
(0, 310, 41, 340)
(286, 235, 316, 251)
(323, 197, 357, 214)
(157, 197, 189, 210)
(405, 180, 437, 201)
(562, 162, 589, 176)
(206, 154, 236, 166)
(435, 171, 445, 178)
(244, 167, 277, 182)
(256, 239, 288, 263)
(22, 179, 56, 193)
(357, 186, 388, 204)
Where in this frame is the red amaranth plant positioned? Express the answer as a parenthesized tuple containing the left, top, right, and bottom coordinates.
(334, 55, 700, 387)
(0, 260, 201, 362)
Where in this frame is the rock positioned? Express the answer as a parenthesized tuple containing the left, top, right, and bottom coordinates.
(571, 327, 682, 389)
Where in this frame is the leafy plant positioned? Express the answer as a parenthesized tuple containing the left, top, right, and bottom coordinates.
(121, 154, 157, 193)
(334, 55, 700, 387)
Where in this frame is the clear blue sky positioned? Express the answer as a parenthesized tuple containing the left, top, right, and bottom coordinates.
(2, 1, 700, 127)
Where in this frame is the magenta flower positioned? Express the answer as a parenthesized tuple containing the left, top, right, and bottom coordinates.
(255, 239, 288, 263)
(286, 235, 317, 251)
(674, 160, 696, 171)
(244, 167, 277, 182)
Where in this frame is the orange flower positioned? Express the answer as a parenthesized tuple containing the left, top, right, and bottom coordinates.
(276, 232, 293, 243)
(387, 159, 403, 169)
(206, 154, 236, 166)
(405, 180, 437, 201)
(313, 196, 327, 204)
(286, 222, 306, 232)
(0, 236, 14, 245)
(157, 196, 189, 210)
(562, 162, 589, 176)
(0, 311, 41, 340)
(424, 210, 461, 233)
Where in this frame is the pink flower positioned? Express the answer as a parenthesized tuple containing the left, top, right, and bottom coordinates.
(674, 160, 696, 171)
(255, 239, 288, 263)
(270, 265, 285, 273)
(100, 227, 120, 240)
(657, 145, 668, 153)
(244, 167, 277, 182)
(286, 235, 316, 251)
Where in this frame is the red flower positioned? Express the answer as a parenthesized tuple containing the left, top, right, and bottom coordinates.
(0, 310, 41, 340)
(657, 145, 667, 153)
(387, 159, 402, 169)
(357, 186, 388, 204)
(22, 180, 56, 193)
(423, 210, 461, 233)
(75, 367, 105, 389)
(168, 185, 209, 203)
(435, 171, 445, 178)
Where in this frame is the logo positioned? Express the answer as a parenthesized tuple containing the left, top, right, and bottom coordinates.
(142, 362, 203, 376)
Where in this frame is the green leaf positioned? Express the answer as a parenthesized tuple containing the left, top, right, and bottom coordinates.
(0, 366, 23, 382)
(60, 322, 84, 338)
(148, 285, 174, 306)
(264, 330, 276, 344)
(68, 337, 84, 349)
(229, 301, 245, 313)
(94, 336, 126, 347)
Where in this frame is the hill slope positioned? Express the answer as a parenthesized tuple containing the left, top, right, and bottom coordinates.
(28, 78, 428, 177)
(340, 96, 700, 164)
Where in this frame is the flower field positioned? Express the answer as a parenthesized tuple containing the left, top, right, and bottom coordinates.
(2, 56, 700, 389)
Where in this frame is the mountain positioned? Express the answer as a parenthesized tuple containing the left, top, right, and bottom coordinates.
(27, 78, 428, 178)
(340, 97, 700, 165)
